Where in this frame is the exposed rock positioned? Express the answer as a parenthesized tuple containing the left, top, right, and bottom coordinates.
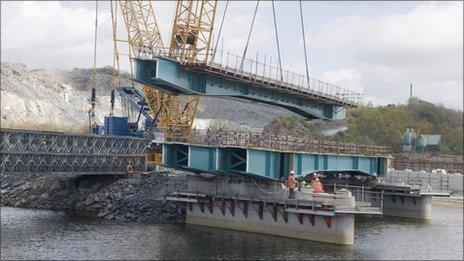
(50, 180, 62, 191)
(1, 62, 294, 132)
(1, 172, 185, 224)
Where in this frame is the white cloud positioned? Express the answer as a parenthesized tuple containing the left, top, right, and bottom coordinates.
(1, 1, 462, 109)
(310, 2, 463, 109)
(320, 68, 363, 94)
(1, 1, 112, 69)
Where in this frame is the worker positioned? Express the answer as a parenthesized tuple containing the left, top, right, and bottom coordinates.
(91, 121, 98, 134)
(287, 170, 298, 199)
(311, 173, 325, 193)
(126, 161, 134, 177)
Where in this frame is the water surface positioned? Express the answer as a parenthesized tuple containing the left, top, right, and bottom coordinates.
(1, 205, 462, 260)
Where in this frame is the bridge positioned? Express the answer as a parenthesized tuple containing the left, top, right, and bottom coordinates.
(1, 127, 388, 180)
(161, 130, 389, 180)
(134, 52, 361, 120)
(0, 128, 147, 175)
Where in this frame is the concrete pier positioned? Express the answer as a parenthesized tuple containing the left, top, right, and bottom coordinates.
(372, 182, 449, 220)
(186, 200, 355, 245)
(165, 174, 364, 245)
(382, 194, 432, 219)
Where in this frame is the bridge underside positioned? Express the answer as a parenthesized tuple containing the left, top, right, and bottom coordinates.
(162, 143, 387, 181)
(1, 129, 148, 175)
(134, 58, 351, 120)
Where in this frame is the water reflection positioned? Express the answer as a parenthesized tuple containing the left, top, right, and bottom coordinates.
(1, 205, 462, 260)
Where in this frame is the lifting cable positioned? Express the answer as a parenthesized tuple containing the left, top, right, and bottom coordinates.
(271, 0, 283, 81)
(110, 1, 121, 88)
(299, 0, 311, 88)
(240, 0, 260, 71)
(90, 0, 99, 118)
(211, 0, 229, 63)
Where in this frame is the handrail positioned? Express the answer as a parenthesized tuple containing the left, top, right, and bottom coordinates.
(144, 48, 362, 106)
(160, 128, 390, 156)
(206, 49, 362, 105)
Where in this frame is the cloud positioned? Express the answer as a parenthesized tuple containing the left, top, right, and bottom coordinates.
(320, 68, 363, 94)
(310, 2, 463, 109)
(0, 1, 177, 71)
(1, 1, 462, 110)
(1, 1, 112, 69)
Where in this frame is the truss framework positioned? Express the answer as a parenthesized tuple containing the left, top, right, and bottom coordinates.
(169, 0, 217, 63)
(113, 0, 204, 142)
(0, 129, 148, 174)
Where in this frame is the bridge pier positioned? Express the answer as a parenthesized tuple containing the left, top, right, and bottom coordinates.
(186, 200, 355, 245)
(382, 194, 432, 219)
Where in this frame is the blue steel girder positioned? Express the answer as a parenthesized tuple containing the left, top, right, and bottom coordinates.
(134, 57, 348, 120)
(162, 143, 388, 181)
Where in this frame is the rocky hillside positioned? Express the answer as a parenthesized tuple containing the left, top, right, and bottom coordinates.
(0, 62, 293, 132)
(0, 63, 131, 131)
(265, 101, 464, 155)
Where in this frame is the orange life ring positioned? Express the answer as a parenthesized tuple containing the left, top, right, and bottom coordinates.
(126, 164, 134, 175)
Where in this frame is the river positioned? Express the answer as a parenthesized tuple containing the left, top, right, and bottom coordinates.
(1, 204, 462, 260)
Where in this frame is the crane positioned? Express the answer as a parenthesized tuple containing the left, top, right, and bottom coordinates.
(110, 0, 217, 142)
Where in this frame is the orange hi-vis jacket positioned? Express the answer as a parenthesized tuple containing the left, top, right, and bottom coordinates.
(287, 175, 297, 189)
(312, 178, 325, 193)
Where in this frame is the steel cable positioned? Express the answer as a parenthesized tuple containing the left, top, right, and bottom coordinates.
(240, 1, 260, 71)
(211, 0, 229, 63)
(299, 0, 311, 89)
(271, 0, 283, 81)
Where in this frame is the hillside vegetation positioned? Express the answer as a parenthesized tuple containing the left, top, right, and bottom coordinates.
(264, 99, 463, 155)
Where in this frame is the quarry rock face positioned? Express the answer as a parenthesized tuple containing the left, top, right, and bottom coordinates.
(0, 62, 348, 134)
(0, 62, 129, 130)
(0, 62, 297, 132)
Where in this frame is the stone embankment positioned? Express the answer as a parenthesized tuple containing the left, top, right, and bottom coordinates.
(0, 172, 185, 223)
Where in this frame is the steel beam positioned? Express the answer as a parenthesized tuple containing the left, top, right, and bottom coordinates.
(162, 142, 388, 180)
(134, 57, 349, 120)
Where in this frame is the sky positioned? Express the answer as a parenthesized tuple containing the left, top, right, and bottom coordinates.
(1, 1, 463, 110)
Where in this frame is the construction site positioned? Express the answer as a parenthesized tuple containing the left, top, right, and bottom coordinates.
(1, 1, 463, 259)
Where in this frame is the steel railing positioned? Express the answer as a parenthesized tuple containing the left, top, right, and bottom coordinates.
(161, 128, 390, 156)
(141, 48, 363, 106)
(164, 174, 337, 208)
(383, 171, 451, 192)
(327, 183, 384, 211)
(206, 49, 362, 105)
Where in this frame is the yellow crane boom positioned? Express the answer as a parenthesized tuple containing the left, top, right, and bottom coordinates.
(111, 0, 217, 141)
(169, 0, 217, 63)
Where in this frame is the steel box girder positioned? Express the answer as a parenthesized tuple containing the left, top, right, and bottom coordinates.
(134, 58, 346, 120)
(162, 143, 387, 181)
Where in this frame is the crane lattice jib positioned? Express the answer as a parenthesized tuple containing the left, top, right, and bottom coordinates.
(169, 0, 217, 63)
(119, 0, 165, 58)
(116, 0, 202, 141)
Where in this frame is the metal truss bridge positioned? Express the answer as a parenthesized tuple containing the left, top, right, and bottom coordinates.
(0, 128, 148, 175)
(1, 127, 389, 180)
